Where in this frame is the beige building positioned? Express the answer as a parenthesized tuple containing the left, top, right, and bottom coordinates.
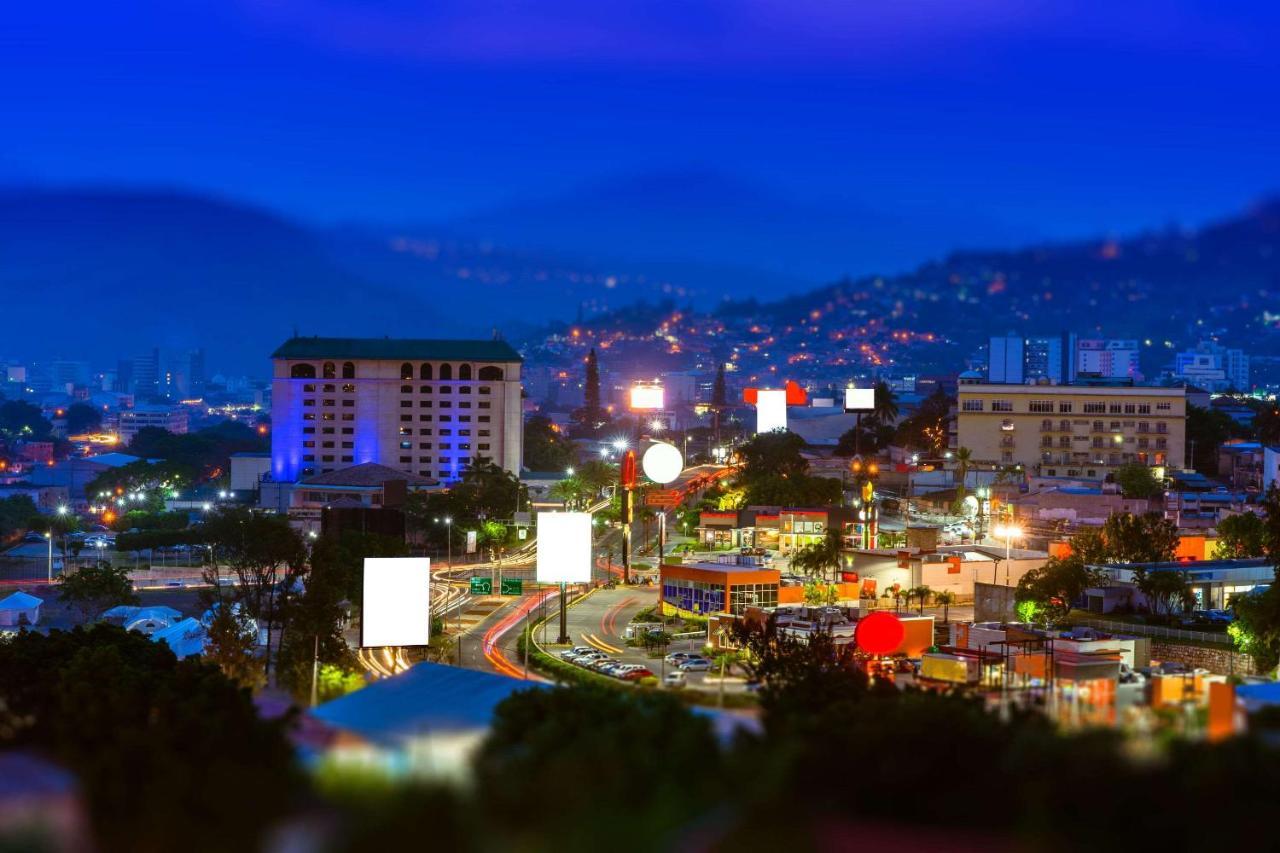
(956, 383, 1185, 480)
(270, 337, 522, 484)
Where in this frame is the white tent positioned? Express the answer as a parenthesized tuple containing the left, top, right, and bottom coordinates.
(0, 591, 44, 627)
(150, 617, 207, 659)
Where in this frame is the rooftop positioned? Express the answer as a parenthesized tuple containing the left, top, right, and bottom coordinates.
(300, 462, 438, 488)
(272, 336, 522, 362)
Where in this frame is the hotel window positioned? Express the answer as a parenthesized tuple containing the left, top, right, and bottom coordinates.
(342, 362, 355, 379)
(419, 400, 432, 407)
(440, 443, 452, 450)
(302, 384, 316, 392)
(401, 385, 412, 393)
(323, 384, 335, 392)
(322, 399, 335, 406)
(323, 362, 336, 379)
(342, 455, 353, 462)
(322, 441, 335, 448)
(420, 363, 433, 380)
(342, 441, 353, 449)
(459, 415, 471, 422)
(440, 415, 452, 422)
(991, 400, 1012, 412)
(341, 383, 355, 393)
(440, 429, 452, 436)
(1138, 404, 1151, 414)
(322, 427, 334, 434)
(400, 441, 412, 449)
(459, 401, 471, 409)
(439, 364, 453, 380)
(419, 456, 432, 463)
(478, 366, 503, 381)
(341, 413, 354, 421)
(961, 400, 983, 412)
(1058, 402, 1073, 413)
(303, 413, 315, 421)
(459, 386, 471, 394)
(479, 386, 492, 395)
(419, 429, 433, 436)
(292, 364, 316, 379)
(479, 429, 491, 436)
(303, 440, 315, 448)
(303, 399, 316, 406)
(1109, 404, 1122, 414)
(439, 401, 452, 408)
(1124, 404, 1136, 414)
(341, 399, 354, 407)
(459, 429, 471, 436)
(1157, 402, 1171, 411)
(321, 455, 334, 462)
(459, 364, 472, 380)
(401, 363, 413, 380)
(303, 454, 315, 461)
(302, 467, 315, 476)
(341, 427, 354, 434)
(479, 416, 491, 422)
(399, 426, 411, 435)
(479, 443, 490, 450)
(479, 402, 491, 409)
(439, 386, 452, 394)
(1083, 402, 1105, 413)
(401, 415, 412, 422)
(400, 400, 412, 408)
(459, 444, 472, 451)
(322, 413, 334, 421)
(400, 456, 412, 463)
(1029, 401, 1053, 413)
(419, 415, 432, 422)
(420, 386, 432, 394)
(419, 443, 432, 449)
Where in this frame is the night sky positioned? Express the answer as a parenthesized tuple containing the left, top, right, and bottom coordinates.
(6, 1, 1280, 247)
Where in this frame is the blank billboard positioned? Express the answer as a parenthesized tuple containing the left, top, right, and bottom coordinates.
(755, 388, 788, 434)
(845, 387, 875, 412)
(630, 384, 665, 410)
(536, 512, 593, 583)
(362, 557, 431, 647)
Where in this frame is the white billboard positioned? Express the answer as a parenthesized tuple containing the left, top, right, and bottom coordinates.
(630, 384, 665, 411)
(536, 512, 593, 583)
(755, 388, 788, 434)
(844, 387, 875, 412)
(362, 557, 431, 647)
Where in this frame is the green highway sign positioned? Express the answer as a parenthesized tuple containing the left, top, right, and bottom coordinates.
(470, 577, 493, 595)
(500, 578, 523, 596)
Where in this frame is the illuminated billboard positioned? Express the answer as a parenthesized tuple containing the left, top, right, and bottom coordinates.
(362, 557, 431, 647)
(844, 387, 875, 412)
(755, 388, 788, 434)
(536, 512, 593, 583)
(630, 383, 665, 411)
(641, 442, 683, 484)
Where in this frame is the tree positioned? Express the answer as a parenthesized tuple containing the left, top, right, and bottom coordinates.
(64, 402, 103, 435)
(1215, 512, 1267, 559)
(1113, 462, 1162, 499)
(742, 474, 842, 507)
(1102, 512, 1179, 564)
(1231, 586, 1280, 672)
(737, 430, 809, 482)
(910, 585, 933, 615)
(0, 494, 39, 540)
(1132, 566, 1193, 618)
(202, 507, 307, 677)
(1015, 555, 1100, 627)
(791, 528, 842, 582)
(953, 446, 972, 509)
(0, 625, 298, 851)
(202, 601, 264, 690)
(523, 414, 573, 472)
(0, 399, 53, 442)
(802, 581, 840, 605)
(570, 348, 609, 435)
(934, 590, 956, 623)
(58, 562, 138, 621)
(1069, 527, 1111, 564)
(894, 387, 952, 453)
(1186, 404, 1244, 473)
(871, 380, 899, 425)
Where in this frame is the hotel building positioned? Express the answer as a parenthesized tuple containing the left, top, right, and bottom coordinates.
(956, 382, 1185, 480)
(270, 337, 522, 483)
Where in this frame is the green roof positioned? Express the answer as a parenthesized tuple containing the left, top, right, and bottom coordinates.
(272, 336, 522, 362)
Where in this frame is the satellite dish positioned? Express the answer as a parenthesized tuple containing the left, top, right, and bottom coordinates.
(641, 442, 684, 485)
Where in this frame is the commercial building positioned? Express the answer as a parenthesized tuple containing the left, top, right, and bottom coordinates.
(1076, 339, 1139, 380)
(117, 405, 189, 443)
(695, 506, 854, 553)
(270, 337, 523, 484)
(1091, 557, 1273, 612)
(956, 382, 1185, 479)
(1172, 340, 1249, 392)
(285, 462, 441, 534)
(988, 334, 1025, 384)
(660, 557, 781, 616)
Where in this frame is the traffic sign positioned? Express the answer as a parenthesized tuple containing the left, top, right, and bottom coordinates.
(500, 578, 523, 596)
(470, 577, 493, 595)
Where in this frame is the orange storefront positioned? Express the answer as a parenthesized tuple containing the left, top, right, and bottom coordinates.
(660, 562, 781, 616)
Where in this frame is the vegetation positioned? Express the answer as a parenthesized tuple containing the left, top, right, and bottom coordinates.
(789, 527, 843, 582)
(0, 494, 39, 541)
(522, 413, 573, 471)
(57, 562, 138, 621)
(1101, 511, 1180, 564)
(734, 430, 841, 506)
(404, 461, 526, 548)
(1015, 555, 1103, 627)
(1113, 461, 1163, 499)
(1215, 511, 1267, 558)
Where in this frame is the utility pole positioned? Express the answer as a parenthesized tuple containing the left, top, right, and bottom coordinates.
(557, 582, 570, 644)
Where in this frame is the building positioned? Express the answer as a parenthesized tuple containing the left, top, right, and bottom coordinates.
(1076, 339, 1139, 380)
(1091, 558, 1273, 612)
(956, 383, 1185, 480)
(848, 545, 1049, 601)
(988, 334, 1024, 384)
(117, 405, 189, 443)
(660, 557, 781, 616)
(270, 337, 523, 484)
(695, 506, 854, 554)
(1172, 340, 1249, 392)
(287, 462, 441, 533)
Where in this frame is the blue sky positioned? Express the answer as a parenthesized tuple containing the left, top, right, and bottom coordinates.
(5, 0, 1280, 244)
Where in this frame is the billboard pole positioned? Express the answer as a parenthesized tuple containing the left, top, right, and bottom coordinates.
(558, 581, 570, 643)
(620, 450, 637, 585)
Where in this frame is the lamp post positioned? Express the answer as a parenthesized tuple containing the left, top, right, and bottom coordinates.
(992, 524, 1023, 585)
(445, 517, 453, 569)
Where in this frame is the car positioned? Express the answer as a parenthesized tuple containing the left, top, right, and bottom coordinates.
(610, 664, 642, 676)
(588, 658, 619, 672)
(678, 657, 712, 672)
(662, 671, 687, 688)
(619, 668, 654, 681)
(23, 533, 47, 543)
(560, 646, 595, 660)
(571, 651, 607, 665)
(664, 652, 695, 665)
(1204, 609, 1234, 624)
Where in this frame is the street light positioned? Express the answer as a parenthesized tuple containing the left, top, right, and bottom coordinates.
(992, 523, 1023, 584)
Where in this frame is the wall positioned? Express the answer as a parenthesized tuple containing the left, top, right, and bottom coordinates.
(1150, 640, 1257, 677)
(974, 582, 1017, 622)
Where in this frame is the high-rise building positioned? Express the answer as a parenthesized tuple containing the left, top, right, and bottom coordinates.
(270, 337, 524, 484)
(131, 348, 161, 397)
(1076, 339, 1139, 380)
(1173, 341, 1249, 392)
(988, 334, 1025, 384)
(1025, 332, 1077, 383)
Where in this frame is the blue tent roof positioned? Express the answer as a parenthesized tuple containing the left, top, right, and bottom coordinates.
(312, 662, 544, 745)
(1237, 682, 1280, 706)
(0, 591, 44, 611)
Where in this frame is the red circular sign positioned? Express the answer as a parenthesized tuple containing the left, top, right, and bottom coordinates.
(855, 611, 905, 656)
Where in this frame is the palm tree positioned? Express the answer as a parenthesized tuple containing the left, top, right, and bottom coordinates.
(911, 585, 933, 615)
(789, 527, 842, 583)
(550, 477, 584, 510)
(934, 590, 956, 623)
(872, 381, 900, 426)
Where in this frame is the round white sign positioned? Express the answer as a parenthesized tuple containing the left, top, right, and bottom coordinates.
(641, 442, 684, 484)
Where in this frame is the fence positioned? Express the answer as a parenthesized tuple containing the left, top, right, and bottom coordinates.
(1068, 616, 1231, 647)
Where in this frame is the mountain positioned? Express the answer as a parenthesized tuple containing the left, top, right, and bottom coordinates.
(447, 167, 1032, 290)
(0, 187, 698, 373)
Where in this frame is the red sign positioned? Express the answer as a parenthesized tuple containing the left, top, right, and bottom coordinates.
(645, 490, 682, 508)
(840, 571, 859, 583)
(620, 450, 637, 489)
(855, 612, 905, 656)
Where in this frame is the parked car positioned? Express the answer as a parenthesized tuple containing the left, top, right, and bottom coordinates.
(664, 652, 695, 665)
(571, 651, 607, 665)
(560, 646, 595, 660)
(619, 668, 655, 681)
(663, 671, 687, 689)
(678, 657, 712, 672)
(589, 658, 619, 672)
(1203, 609, 1234, 624)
